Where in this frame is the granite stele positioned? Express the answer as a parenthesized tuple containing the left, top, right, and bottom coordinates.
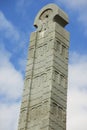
(17, 3, 70, 130)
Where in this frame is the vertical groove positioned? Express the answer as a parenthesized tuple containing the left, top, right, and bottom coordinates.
(24, 31, 38, 130)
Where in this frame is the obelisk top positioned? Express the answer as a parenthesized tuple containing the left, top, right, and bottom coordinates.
(34, 3, 69, 30)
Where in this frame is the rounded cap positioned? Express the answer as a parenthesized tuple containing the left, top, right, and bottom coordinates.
(34, 4, 69, 30)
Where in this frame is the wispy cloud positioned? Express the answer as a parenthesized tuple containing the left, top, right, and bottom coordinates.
(67, 52, 87, 130)
(55, 0, 87, 10)
(0, 44, 23, 100)
(0, 102, 20, 130)
(0, 11, 29, 72)
(0, 11, 20, 42)
(0, 44, 23, 130)
(0, 11, 29, 47)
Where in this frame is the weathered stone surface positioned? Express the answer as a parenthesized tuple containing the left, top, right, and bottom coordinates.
(17, 3, 69, 130)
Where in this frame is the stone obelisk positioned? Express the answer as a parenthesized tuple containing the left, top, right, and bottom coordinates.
(17, 4, 70, 130)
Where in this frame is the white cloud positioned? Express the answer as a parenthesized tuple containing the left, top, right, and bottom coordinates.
(69, 53, 87, 89)
(67, 90, 87, 130)
(0, 102, 20, 130)
(0, 44, 23, 130)
(0, 44, 23, 100)
(67, 52, 87, 130)
(56, 0, 87, 9)
(0, 41, 23, 130)
(0, 11, 20, 41)
(0, 11, 29, 72)
(0, 11, 29, 51)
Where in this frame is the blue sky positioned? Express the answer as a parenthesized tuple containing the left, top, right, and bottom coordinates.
(0, 0, 87, 130)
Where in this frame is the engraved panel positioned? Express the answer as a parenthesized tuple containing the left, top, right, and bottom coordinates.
(36, 44, 48, 59)
(42, 101, 49, 117)
(38, 46, 43, 57)
(62, 111, 66, 123)
(41, 118, 49, 129)
(47, 41, 54, 52)
(55, 71, 59, 84)
(32, 76, 40, 88)
(62, 78, 66, 88)
(29, 105, 42, 121)
(52, 102, 58, 116)
(53, 70, 59, 84)
(65, 47, 68, 60)
(47, 69, 52, 80)
(32, 73, 47, 90)
(43, 44, 48, 56)
(61, 45, 66, 57)
(54, 40, 60, 52)
(28, 125, 40, 130)
(41, 73, 47, 83)
(36, 47, 41, 59)
(58, 106, 63, 120)
(51, 102, 64, 122)
(36, 105, 41, 119)
(29, 108, 36, 120)
(60, 75, 66, 88)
